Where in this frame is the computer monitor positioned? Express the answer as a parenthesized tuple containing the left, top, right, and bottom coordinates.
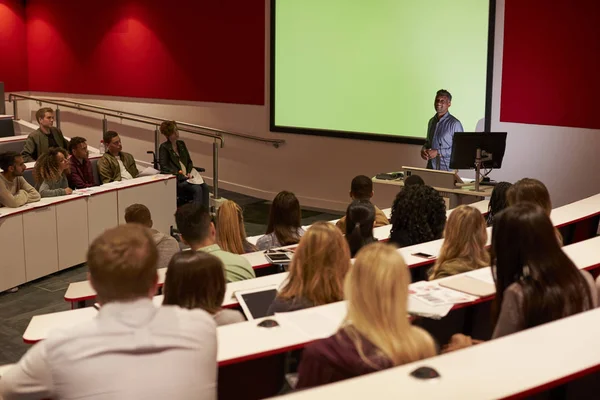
(449, 132, 507, 170)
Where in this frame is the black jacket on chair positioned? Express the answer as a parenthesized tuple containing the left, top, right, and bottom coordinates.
(158, 140, 194, 182)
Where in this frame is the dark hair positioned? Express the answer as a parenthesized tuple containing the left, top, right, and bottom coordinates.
(491, 203, 593, 330)
(33, 147, 68, 184)
(404, 174, 424, 187)
(160, 120, 177, 137)
(389, 185, 446, 247)
(125, 203, 152, 227)
(68, 137, 87, 154)
(507, 178, 552, 216)
(350, 175, 373, 199)
(0, 151, 20, 171)
(35, 107, 53, 123)
(265, 191, 302, 246)
(436, 89, 452, 101)
(486, 182, 512, 226)
(163, 251, 226, 314)
(103, 130, 119, 145)
(175, 203, 212, 244)
(345, 200, 377, 257)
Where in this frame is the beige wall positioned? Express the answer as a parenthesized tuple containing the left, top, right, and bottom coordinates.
(6, 0, 600, 211)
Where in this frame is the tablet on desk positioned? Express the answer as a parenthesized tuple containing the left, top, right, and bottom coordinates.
(265, 252, 293, 265)
(234, 286, 279, 321)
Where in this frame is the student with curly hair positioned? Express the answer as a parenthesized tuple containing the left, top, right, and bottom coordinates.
(486, 181, 512, 226)
(215, 200, 257, 254)
(33, 147, 73, 197)
(428, 205, 489, 280)
(389, 185, 446, 247)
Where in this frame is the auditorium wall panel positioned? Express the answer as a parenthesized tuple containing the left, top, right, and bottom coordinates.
(6, 0, 600, 211)
(0, 0, 28, 91)
(25, 0, 264, 105)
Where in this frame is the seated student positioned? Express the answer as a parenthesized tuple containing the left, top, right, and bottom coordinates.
(486, 181, 512, 226)
(216, 200, 257, 254)
(428, 205, 490, 280)
(0, 151, 41, 208)
(159, 120, 210, 207)
(257, 191, 305, 250)
(404, 174, 425, 187)
(124, 203, 179, 270)
(67, 136, 96, 189)
(0, 224, 217, 400)
(163, 251, 246, 326)
(336, 175, 389, 233)
(97, 130, 139, 183)
(33, 147, 73, 197)
(175, 203, 255, 282)
(506, 177, 562, 243)
(445, 203, 598, 351)
(389, 184, 446, 247)
(21, 107, 70, 162)
(345, 199, 377, 257)
(296, 243, 436, 389)
(267, 221, 351, 314)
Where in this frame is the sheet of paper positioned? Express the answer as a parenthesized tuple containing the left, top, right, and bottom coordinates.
(275, 302, 347, 339)
(138, 166, 161, 177)
(408, 296, 453, 319)
(409, 281, 478, 307)
(187, 168, 205, 185)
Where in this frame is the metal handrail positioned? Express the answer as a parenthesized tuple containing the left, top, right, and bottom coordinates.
(40, 98, 285, 149)
(8, 93, 231, 201)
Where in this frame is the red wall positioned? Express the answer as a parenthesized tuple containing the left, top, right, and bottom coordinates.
(501, 1, 600, 129)
(25, 0, 265, 105)
(0, 0, 28, 92)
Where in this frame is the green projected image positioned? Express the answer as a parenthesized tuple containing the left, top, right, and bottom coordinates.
(273, 0, 491, 141)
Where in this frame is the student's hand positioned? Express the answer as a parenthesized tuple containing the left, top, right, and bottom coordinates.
(186, 173, 192, 179)
(420, 148, 429, 160)
(442, 334, 478, 353)
(427, 149, 439, 159)
(65, 188, 73, 195)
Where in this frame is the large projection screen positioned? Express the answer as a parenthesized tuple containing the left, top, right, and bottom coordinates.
(271, 0, 495, 144)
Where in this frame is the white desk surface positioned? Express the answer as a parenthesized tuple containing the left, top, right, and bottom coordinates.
(26, 235, 600, 359)
(0, 363, 15, 377)
(0, 134, 27, 143)
(372, 176, 495, 197)
(279, 306, 600, 400)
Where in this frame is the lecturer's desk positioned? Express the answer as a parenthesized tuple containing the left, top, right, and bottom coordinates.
(372, 176, 494, 209)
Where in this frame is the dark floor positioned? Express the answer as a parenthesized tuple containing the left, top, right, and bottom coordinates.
(0, 188, 342, 365)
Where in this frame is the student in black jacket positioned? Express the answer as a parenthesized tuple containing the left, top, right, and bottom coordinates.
(158, 121, 209, 207)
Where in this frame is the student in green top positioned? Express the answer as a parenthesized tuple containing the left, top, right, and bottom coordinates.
(175, 203, 255, 282)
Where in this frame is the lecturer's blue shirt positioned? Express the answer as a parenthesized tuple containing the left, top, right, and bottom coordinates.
(425, 112, 463, 171)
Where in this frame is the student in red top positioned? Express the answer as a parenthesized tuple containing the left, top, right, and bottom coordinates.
(67, 137, 96, 189)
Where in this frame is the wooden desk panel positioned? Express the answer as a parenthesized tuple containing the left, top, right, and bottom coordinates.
(0, 214, 26, 292)
(56, 198, 88, 270)
(23, 205, 58, 281)
(87, 192, 118, 245)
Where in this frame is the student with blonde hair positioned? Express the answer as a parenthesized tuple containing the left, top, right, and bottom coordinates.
(428, 205, 490, 280)
(296, 243, 437, 388)
(216, 200, 257, 254)
(267, 221, 351, 314)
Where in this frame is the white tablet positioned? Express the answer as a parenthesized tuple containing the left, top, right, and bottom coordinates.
(234, 286, 279, 321)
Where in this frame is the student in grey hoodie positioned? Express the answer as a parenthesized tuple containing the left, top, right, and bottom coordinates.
(124, 203, 179, 269)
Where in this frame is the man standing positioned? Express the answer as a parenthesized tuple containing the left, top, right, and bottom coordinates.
(175, 203, 256, 282)
(21, 107, 70, 162)
(0, 151, 41, 208)
(97, 130, 139, 183)
(0, 224, 218, 400)
(420, 89, 463, 171)
(67, 136, 96, 189)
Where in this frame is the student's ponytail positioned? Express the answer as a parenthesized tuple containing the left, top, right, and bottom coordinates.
(344, 200, 377, 258)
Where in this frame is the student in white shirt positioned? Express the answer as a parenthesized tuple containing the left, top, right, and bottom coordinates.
(0, 224, 217, 400)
